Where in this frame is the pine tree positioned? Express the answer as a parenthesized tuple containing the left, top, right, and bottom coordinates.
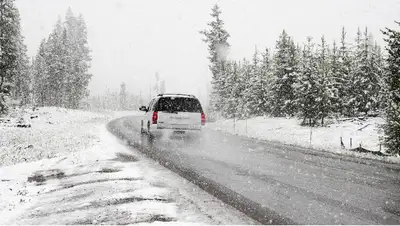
(315, 36, 335, 125)
(330, 40, 341, 115)
(225, 61, 240, 118)
(338, 27, 354, 116)
(382, 21, 400, 155)
(67, 14, 92, 109)
(31, 9, 92, 109)
(120, 82, 127, 110)
(270, 30, 300, 117)
(159, 80, 166, 94)
(32, 39, 48, 106)
(367, 37, 383, 113)
(374, 42, 387, 111)
(219, 60, 234, 117)
(346, 27, 364, 116)
(0, 0, 25, 114)
(242, 48, 262, 116)
(45, 18, 69, 106)
(63, 8, 77, 108)
(154, 72, 160, 94)
(12, 35, 30, 105)
(200, 4, 230, 114)
(295, 37, 319, 126)
(352, 28, 380, 114)
(237, 59, 252, 119)
(259, 48, 273, 115)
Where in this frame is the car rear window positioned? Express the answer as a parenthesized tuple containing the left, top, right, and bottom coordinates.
(155, 97, 203, 113)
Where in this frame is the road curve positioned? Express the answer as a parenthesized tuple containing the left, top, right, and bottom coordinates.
(107, 116, 400, 225)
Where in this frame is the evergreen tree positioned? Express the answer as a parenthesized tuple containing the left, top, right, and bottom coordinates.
(382, 22, 400, 155)
(242, 48, 262, 116)
(120, 82, 127, 110)
(352, 28, 380, 114)
(154, 72, 160, 94)
(32, 39, 48, 106)
(219, 60, 234, 117)
(31, 9, 92, 109)
(367, 35, 383, 113)
(45, 18, 69, 106)
(200, 4, 230, 114)
(330, 40, 341, 115)
(338, 27, 354, 116)
(67, 14, 92, 108)
(270, 30, 300, 117)
(374, 42, 387, 111)
(295, 37, 319, 126)
(63, 8, 77, 108)
(0, 0, 25, 114)
(159, 80, 166, 94)
(346, 27, 364, 116)
(315, 36, 335, 125)
(13, 35, 30, 105)
(238, 59, 252, 119)
(224, 61, 240, 118)
(259, 48, 273, 115)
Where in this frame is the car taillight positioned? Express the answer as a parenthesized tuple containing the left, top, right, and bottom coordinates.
(152, 111, 158, 124)
(201, 113, 206, 125)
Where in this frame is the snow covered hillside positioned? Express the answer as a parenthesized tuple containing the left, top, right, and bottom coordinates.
(207, 116, 400, 163)
(0, 107, 255, 224)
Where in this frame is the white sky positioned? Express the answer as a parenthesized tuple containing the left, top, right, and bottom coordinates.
(15, 0, 400, 103)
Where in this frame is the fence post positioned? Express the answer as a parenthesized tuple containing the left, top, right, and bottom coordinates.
(233, 113, 236, 134)
(350, 138, 353, 149)
(245, 118, 248, 136)
(340, 137, 344, 149)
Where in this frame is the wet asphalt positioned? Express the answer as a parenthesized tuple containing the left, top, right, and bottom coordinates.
(108, 116, 400, 225)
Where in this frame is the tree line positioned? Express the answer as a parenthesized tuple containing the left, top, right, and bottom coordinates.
(32, 8, 92, 109)
(0, 1, 92, 115)
(201, 5, 400, 155)
(0, 0, 30, 114)
(87, 85, 141, 111)
(87, 72, 166, 111)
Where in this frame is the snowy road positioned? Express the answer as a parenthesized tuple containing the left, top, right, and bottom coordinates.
(0, 109, 257, 225)
(109, 116, 400, 225)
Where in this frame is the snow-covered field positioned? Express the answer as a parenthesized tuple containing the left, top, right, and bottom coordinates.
(0, 107, 110, 167)
(0, 107, 255, 224)
(207, 116, 400, 163)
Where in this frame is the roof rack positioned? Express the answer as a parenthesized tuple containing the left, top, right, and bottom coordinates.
(157, 93, 195, 97)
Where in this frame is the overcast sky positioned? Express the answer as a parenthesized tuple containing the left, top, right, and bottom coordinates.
(15, 0, 400, 103)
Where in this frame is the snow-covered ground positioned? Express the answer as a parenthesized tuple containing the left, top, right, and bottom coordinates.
(0, 107, 255, 224)
(0, 107, 110, 167)
(207, 116, 400, 163)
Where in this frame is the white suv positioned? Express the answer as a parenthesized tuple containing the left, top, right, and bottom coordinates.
(139, 93, 206, 138)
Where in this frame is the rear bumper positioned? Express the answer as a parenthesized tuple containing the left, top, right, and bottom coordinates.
(149, 124, 202, 136)
(157, 126, 201, 131)
(150, 124, 202, 131)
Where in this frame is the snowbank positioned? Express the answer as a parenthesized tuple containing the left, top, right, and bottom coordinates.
(207, 116, 400, 163)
